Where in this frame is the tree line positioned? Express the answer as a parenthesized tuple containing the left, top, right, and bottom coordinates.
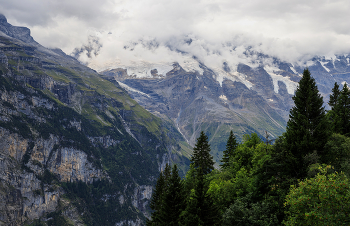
(147, 68, 350, 225)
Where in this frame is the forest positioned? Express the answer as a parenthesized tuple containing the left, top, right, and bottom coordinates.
(147, 68, 350, 226)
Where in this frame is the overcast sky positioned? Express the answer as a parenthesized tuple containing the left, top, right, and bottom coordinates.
(1, 0, 350, 71)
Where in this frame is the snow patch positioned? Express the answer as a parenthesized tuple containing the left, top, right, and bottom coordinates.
(264, 65, 298, 94)
(179, 57, 204, 74)
(117, 81, 151, 97)
(207, 65, 253, 89)
(324, 54, 336, 61)
(124, 61, 173, 78)
(219, 95, 228, 101)
(320, 61, 330, 72)
(290, 66, 297, 74)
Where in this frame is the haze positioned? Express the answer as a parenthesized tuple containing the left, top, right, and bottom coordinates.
(1, 0, 350, 71)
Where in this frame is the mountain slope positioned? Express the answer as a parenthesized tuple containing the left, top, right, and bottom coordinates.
(0, 15, 190, 225)
(100, 49, 350, 164)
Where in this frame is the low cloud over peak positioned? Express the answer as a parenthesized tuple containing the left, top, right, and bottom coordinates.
(2, 0, 350, 69)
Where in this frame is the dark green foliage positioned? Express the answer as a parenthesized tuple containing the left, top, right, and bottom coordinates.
(159, 165, 186, 226)
(333, 83, 350, 135)
(191, 131, 215, 175)
(322, 133, 350, 175)
(39, 169, 59, 185)
(180, 169, 220, 226)
(47, 211, 73, 226)
(28, 219, 46, 226)
(148, 164, 186, 226)
(221, 130, 238, 169)
(329, 82, 341, 109)
(222, 195, 279, 226)
(284, 68, 329, 177)
(147, 172, 165, 226)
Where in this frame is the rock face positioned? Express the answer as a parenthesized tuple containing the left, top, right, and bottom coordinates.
(0, 15, 190, 225)
(101, 53, 350, 164)
(102, 63, 291, 163)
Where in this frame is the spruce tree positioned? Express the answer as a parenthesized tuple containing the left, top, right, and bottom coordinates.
(191, 131, 215, 175)
(284, 68, 329, 177)
(328, 82, 342, 133)
(147, 163, 172, 226)
(147, 172, 165, 226)
(334, 83, 350, 136)
(179, 169, 220, 226)
(220, 130, 238, 169)
(329, 82, 341, 110)
(158, 165, 186, 226)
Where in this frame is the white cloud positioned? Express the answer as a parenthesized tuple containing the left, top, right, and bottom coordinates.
(1, 0, 350, 70)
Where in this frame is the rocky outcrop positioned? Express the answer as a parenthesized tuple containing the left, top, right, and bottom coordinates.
(0, 126, 106, 225)
(48, 147, 104, 183)
(0, 15, 191, 225)
(132, 185, 153, 215)
(0, 14, 37, 45)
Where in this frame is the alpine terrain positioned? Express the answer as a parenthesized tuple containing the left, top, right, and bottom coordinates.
(0, 14, 191, 225)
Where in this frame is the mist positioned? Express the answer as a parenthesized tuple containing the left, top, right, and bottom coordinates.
(2, 0, 350, 71)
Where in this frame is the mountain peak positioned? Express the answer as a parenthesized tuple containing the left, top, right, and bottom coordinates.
(0, 14, 7, 24)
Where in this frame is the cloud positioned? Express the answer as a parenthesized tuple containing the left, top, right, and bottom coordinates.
(1, 0, 350, 70)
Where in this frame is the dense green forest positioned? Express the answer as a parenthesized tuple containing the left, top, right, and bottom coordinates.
(147, 69, 350, 225)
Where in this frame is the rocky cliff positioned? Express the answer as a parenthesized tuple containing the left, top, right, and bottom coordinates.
(0, 15, 190, 226)
(101, 50, 350, 164)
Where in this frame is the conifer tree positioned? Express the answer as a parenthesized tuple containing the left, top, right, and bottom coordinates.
(329, 82, 341, 109)
(334, 83, 350, 136)
(191, 131, 215, 175)
(328, 82, 342, 133)
(147, 172, 165, 226)
(158, 165, 186, 226)
(147, 163, 172, 226)
(221, 130, 238, 169)
(284, 68, 329, 177)
(179, 168, 220, 226)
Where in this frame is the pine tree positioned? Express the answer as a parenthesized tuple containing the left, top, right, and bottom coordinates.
(284, 68, 329, 177)
(179, 169, 220, 226)
(329, 82, 341, 110)
(158, 165, 186, 226)
(147, 172, 165, 226)
(334, 83, 350, 135)
(147, 163, 172, 226)
(163, 163, 172, 189)
(328, 82, 342, 133)
(220, 130, 238, 169)
(191, 131, 215, 175)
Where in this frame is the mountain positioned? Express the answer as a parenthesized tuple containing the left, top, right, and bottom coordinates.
(96, 42, 350, 164)
(0, 14, 190, 225)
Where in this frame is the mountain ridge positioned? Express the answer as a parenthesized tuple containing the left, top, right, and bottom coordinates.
(0, 14, 190, 225)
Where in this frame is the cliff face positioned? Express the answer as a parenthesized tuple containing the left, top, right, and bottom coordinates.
(101, 50, 350, 165)
(0, 15, 190, 226)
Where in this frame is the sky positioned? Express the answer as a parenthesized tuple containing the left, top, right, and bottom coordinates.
(1, 0, 350, 72)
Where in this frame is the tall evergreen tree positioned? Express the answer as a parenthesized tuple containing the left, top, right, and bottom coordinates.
(221, 130, 238, 169)
(147, 172, 165, 226)
(334, 83, 350, 136)
(179, 169, 220, 226)
(191, 131, 215, 175)
(284, 68, 329, 177)
(158, 165, 186, 226)
(329, 82, 341, 110)
(328, 82, 342, 133)
(147, 163, 172, 226)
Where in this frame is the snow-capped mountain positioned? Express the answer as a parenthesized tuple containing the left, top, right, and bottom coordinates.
(73, 37, 350, 163)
